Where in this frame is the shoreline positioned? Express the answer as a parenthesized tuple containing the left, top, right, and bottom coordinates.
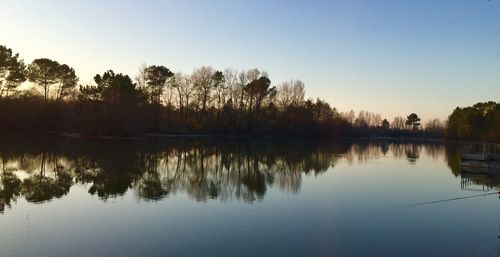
(2, 130, 497, 144)
(0, 130, 446, 141)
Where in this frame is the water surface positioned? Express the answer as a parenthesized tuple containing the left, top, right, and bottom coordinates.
(0, 135, 498, 257)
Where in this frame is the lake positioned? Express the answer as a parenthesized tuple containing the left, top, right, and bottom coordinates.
(0, 135, 498, 257)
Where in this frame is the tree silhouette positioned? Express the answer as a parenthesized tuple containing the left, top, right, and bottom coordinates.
(171, 72, 193, 116)
(192, 66, 214, 112)
(20, 153, 72, 203)
(0, 44, 472, 140)
(144, 65, 173, 105)
(212, 70, 225, 126)
(27, 58, 60, 102)
(405, 113, 421, 131)
(381, 119, 390, 131)
(94, 70, 138, 104)
(276, 79, 305, 108)
(55, 64, 78, 100)
(244, 76, 275, 112)
(447, 101, 499, 142)
(1, 136, 477, 211)
(0, 168, 22, 213)
(213, 70, 225, 109)
(0, 45, 26, 97)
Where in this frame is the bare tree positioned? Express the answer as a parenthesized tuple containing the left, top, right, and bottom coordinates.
(344, 110, 355, 124)
(354, 111, 367, 127)
(223, 68, 237, 105)
(172, 72, 193, 114)
(392, 116, 405, 130)
(192, 66, 214, 111)
(372, 113, 381, 127)
(246, 68, 260, 82)
(424, 118, 444, 134)
(134, 62, 147, 91)
(276, 79, 305, 108)
(236, 71, 247, 110)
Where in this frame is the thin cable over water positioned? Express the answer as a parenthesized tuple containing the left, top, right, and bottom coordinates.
(398, 192, 499, 208)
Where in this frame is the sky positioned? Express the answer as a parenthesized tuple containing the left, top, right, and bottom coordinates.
(1, 0, 499, 121)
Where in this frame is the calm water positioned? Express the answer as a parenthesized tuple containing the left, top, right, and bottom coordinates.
(0, 135, 498, 257)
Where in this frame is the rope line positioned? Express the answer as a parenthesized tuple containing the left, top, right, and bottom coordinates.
(398, 192, 499, 208)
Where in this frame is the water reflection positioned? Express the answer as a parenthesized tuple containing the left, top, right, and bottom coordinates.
(0, 136, 496, 213)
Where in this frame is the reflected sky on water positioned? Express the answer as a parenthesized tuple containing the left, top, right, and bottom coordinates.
(0, 135, 498, 257)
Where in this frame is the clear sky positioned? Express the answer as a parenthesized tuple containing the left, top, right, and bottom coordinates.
(1, 0, 499, 121)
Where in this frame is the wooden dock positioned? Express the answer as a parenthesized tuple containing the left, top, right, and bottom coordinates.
(460, 143, 500, 170)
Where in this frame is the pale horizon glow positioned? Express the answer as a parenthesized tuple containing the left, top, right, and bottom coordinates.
(1, 0, 499, 121)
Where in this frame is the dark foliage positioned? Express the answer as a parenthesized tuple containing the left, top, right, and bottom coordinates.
(0, 44, 495, 141)
(446, 101, 500, 142)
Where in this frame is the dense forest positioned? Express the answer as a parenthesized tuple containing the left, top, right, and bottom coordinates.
(0, 44, 498, 141)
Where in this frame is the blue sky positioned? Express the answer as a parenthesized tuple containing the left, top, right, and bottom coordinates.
(1, 0, 499, 120)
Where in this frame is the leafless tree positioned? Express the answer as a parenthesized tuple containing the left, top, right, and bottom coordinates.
(223, 68, 238, 105)
(392, 116, 405, 130)
(172, 72, 193, 114)
(236, 71, 247, 110)
(134, 62, 147, 91)
(192, 66, 214, 111)
(276, 79, 305, 108)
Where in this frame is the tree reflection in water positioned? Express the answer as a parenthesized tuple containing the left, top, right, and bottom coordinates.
(0, 135, 489, 213)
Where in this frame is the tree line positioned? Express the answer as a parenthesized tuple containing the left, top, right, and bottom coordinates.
(446, 101, 499, 142)
(0, 135, 454, 212)
(0, 136, 347, 209)
(0, 44, 497, 141)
